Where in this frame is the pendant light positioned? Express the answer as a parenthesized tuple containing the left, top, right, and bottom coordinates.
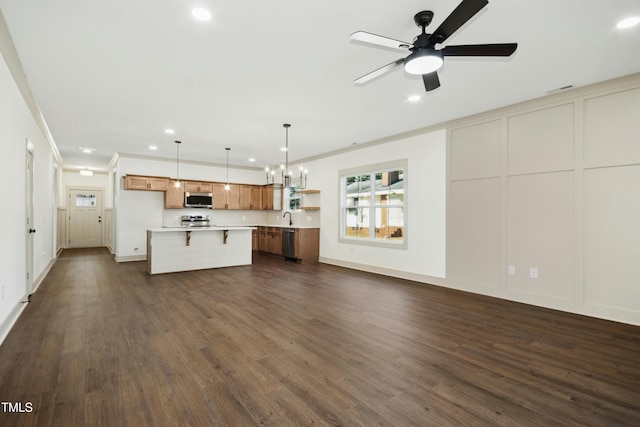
(283, 123, 291, 188)
(174, 140, 181, 188)
(224, 148, 231, 191)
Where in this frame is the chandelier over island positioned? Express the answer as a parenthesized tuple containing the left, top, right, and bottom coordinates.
(263, 123, 307, 189)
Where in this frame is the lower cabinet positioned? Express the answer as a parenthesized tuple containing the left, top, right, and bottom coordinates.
(252, 229, 259, 251)
(294, 228, 320, 263)
(256, 226, 319, 263)
(257, 226, 282, 256)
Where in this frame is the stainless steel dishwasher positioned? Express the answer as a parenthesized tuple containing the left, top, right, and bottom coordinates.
(282, 228, 296, 259)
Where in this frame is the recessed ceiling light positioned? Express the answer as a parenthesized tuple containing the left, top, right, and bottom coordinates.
(80, 170, 93, 176)
(248, 158, 256, 162)
(280, 147, 288, 152)
(164, 129, 175, 134)
(79, 147, 95, 153)
(617, 16, 640, 29)
(192, 8, 212, 22)
(149, 145, 158, 150)
(408, 95, 421, 102)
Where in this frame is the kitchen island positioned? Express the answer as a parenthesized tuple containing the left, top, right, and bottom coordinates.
(146, 226, 255, 274)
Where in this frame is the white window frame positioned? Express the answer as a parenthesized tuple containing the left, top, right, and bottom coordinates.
(339, 159, 408, 249)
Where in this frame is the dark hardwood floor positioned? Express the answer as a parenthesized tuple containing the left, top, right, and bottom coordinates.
(1, 248, 639, 426)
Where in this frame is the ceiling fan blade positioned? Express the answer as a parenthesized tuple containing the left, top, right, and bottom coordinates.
(442, 43, 517, 56)
(423, 72, 441, 91)
(350, 31, 412, 50)
(354, 59, 404, 85)
(430, 0, 488, 44)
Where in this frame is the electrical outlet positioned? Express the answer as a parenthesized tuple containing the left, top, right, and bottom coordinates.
(242, 215, 246, 221)
(307, 216, 312, 222)
(530, 267, 538, 279)
(507, 265, 516, 275)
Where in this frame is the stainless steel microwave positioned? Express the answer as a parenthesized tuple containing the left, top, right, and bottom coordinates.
(185, 192, 213, 208)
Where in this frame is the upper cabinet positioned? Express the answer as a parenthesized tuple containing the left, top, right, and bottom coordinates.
(212, 183, 227, 209)
(212, 183, 240, 209)
(262, 184, 283, 210)
(125, 174, 282, 211)
(185, 181, 213, 193)
(165, 180, 184, 209)
(124, 175, 169, 191)
(240, 185, 263, 210)
(226, 184, 240, 210)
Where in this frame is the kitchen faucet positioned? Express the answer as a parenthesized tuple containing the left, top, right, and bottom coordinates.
(283, 211, 292, 226)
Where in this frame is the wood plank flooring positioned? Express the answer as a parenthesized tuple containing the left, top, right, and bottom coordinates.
(1, 248, 639, 426)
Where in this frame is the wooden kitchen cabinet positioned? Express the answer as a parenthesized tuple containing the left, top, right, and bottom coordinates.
(124, 175, 169, 191)
(256, 226, 318, 261)
(239, 185, 263, 210)
(257, 226, 282, 256)
(262, 184, 283, 210)
(164, 180, 185, 208)
(272, 227, 282, 256)
(239, 185, 252, 210)
(258, 227, 267, 252)
(185, 181, 213, 193)
(251, 186, 262, 210)
(212, 183, 240, 209)
(226, 184, 240, 209)
(295, 228, 320, 263)
(252, 229, 259, 251)
(212, 183, 227, 209)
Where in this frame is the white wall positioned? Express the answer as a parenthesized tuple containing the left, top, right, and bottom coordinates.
(62, 170, 109, 192)
(312, 130, 447, 281)
(0, 25, 58, 342)
(446, 73, 640, 326)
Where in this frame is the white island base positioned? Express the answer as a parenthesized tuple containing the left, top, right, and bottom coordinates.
(146, 227, 255, 274)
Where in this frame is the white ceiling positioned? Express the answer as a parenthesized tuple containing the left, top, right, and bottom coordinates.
(2, 0, 640, 171)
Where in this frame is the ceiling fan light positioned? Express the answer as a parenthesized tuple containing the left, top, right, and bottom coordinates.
(617, 16, 640, 29)
(404, 51, 443, 75)
(191, 8, 212, 22)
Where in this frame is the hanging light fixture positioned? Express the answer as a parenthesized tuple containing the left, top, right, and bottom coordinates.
(174, 140, 182, 188)
(224, 147, 231, 191)
(299, 165, 308, 189)
(283, 123, 291, 188)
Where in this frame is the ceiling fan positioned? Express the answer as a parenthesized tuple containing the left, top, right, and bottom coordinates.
(351, 0, 517, 92)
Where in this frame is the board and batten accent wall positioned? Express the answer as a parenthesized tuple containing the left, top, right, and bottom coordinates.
(447, 75, 640, 325)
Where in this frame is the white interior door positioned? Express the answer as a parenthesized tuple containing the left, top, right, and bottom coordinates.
(68, 189, 103, 248)
(26, 147, 34, 297)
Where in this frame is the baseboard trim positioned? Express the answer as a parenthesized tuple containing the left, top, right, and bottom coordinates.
(319, 256, 447, 287)
(318, 256, 640, 326)
(0, 299, 29, 347)
(115, 254, 146, 262)
(32, 258, 55, 294)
